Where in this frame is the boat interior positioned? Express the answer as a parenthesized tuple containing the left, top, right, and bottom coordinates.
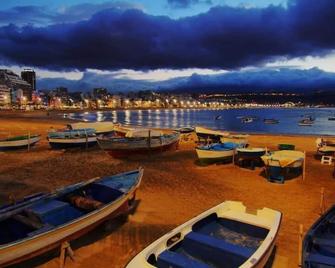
(304, 209, 335, 268)
(148, 213, 269, 268)
(0, 174, 136, 246)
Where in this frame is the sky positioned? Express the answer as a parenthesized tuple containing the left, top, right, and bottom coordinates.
(0, 0, 335, 92)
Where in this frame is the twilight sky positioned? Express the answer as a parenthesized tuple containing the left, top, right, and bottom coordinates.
(0, 0, 335, 92)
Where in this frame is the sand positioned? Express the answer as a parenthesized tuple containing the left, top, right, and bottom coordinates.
(0, 110, 335, 268)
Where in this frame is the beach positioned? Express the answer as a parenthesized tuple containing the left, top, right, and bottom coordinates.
(1, 111, 335, 268)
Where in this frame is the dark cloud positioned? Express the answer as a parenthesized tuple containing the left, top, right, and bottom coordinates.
(0, 0, 335, 71)
(38, 68, 335, 92)
(167, 0, 212, 9)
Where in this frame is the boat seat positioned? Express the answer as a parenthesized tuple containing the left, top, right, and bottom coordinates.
(321, 155, 333, 165)
(313, 238, 335, 247)
(28, 199, 84, 226)
(306, 253, 335, 266)
(157, 250, 210, 268)
(186, 232, 253, 258)
(182, 231, 253, 267)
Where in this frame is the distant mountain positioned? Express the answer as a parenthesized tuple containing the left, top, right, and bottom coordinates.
(37, 67, 335, 93)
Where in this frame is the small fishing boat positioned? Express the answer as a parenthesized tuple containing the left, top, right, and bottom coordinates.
(97, 130, 180, 158)
(215, 115, 222, 120)
(126, 201, 282, 268)
(263, 119, 279, 124)
(0, 168, 143, 267)
(221, 134, 249, 147)
(241, 117, 254, 123)
(68, 122, 131, 136)
(0, 134, 40, 150)
(47, 128, 97, 149)
(302, 204, 335, 268)
(299, 119, 314, 126)
(196, 142, 241, 164)
(195, 126, 229, 143)
(261, 150, 305, 183)
(237, 147, 266, 158)
(174, 127, 194, 134)
(328, 115, 335, 121)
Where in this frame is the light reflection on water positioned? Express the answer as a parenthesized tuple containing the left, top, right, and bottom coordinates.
(67, 108, 335, 135)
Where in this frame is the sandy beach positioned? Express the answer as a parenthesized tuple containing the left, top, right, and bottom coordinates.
(1, 110, 335, 268)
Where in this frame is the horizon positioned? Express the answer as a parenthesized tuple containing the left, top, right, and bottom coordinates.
(0, 0, 335, 92)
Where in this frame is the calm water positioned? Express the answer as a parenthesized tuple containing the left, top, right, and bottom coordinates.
(66, 108, 335, 135)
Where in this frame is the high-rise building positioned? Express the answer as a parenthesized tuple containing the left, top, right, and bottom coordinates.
(0, 84, 10, 106)
(0, 69, 32, 102)
(21, 69, 36, 92)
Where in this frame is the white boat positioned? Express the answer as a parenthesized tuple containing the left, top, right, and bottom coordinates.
(261, 150, 305, 168)
(195, 126, 229, 142)
(69, 122, 132, 135)
(196, 142, 239, 164)
(241, 117, 254, 123)
(221, 134, 249, 146)
(0, 135, 40, 150)
(47, 128, 97, 149)
(126, 201, 282, 268)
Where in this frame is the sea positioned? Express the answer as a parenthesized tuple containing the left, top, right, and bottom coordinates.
(65, 108, 335, 136)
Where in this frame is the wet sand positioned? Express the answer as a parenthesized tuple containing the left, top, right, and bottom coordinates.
(1, 111, 335, 268)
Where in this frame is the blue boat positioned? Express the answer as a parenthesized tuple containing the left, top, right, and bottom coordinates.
(0, 168, 143, 267)
(126, 201, 282, 268)
(303, 204, 335, 267)
(47, 128, 97, 149)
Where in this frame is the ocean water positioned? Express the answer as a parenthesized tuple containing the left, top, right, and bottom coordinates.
(66, 108, 335, 136)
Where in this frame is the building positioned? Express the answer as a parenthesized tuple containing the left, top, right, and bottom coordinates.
(0, 69, 32, 103)
(0, 85, 10, 106)
(92, 88, 109, 100)
(21, 69, 36, 92)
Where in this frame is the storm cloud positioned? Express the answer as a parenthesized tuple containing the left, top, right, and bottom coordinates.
(0, 0, 335, 71)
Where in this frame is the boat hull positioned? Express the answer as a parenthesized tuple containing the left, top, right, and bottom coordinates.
(0, 136, 40, 151)
(98, 133, 180, 158)
(237, 150, 266, 159)
(48, 137, 97, 149)
(0, 169, 143, 267)
(195, 126, 229, 143)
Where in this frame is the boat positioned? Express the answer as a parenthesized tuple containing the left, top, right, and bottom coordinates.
(68, 122, 131, 136)
(0, 134, 40, 150)
(241, 117, 254, 123)
(299, 119, 314, 126)
(174, 127, 194, 134)
(261, 150, 305, 183)
(195, 126, 229, 143)
(126, 200, 282, 268)
(221, 134, 249, 146)
(97, 130, 180, 158)
(237, 147, 266, 158)
(263, 119, 279, 124)
(215, 115, 222, 120)
(47, 128, 97, 149)
(196, 142, 241, 164)
(0, 168, 143, 267)
(302, 204, 335, 268)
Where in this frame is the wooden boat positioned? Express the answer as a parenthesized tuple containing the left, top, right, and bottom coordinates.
(263, 119, 279, 124)
(97, 131, 180, 158)
(195, 126, 229, 143)
(68, 122, 131, 136)
(47, 128, 97, 149)
(126, 201, 282, 268)
(237, 147, 266, 158)
(299, 119, 314, 126)
(0, 134, 40, 150)
(221, 134, 249, 146)
(302, 204, 335, 268)
(0, 168, 143, 267)
(174, 127, 194, 134)
(196, 142, 240, 164)
(261, 150, 305, 168)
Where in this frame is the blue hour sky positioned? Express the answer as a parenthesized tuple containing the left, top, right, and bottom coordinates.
(0, 0, 335, 92)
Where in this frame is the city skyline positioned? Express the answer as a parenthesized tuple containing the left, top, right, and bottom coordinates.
(0, 0, 334, 92)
